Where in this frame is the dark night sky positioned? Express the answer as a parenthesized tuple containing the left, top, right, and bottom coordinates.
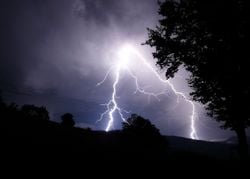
(0, 0, 240, 140)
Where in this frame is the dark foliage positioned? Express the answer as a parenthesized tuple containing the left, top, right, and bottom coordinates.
(121, 114, 168, 160)
(146, 0, 250, 157)
(61, 113, 75, 127)
(21, 104, 49, 121)
(122, 114, 161, 136)
(0, 97, 168, 162)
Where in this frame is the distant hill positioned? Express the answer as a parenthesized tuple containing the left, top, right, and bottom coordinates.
(223, 136, 250, 145)
(166, 136, 239, 159)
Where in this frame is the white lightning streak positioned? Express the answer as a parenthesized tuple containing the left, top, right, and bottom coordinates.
(96, 66, 114, 87)
(127, 68, 166, 101)
(97, 65, 128, 132)
(97, 44, 199, 140)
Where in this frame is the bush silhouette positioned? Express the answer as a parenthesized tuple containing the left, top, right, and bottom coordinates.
(61, 113, 75, 127)
(122, 114, 160, 136)
(121, 114, 167, 160)
(21, 105, 49, 121)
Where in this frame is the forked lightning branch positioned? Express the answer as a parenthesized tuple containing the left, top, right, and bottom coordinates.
(96, 44, 199, 140)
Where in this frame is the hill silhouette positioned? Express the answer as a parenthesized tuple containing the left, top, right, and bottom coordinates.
(1, 101, 249, 171)
(1, 103, 167, 162)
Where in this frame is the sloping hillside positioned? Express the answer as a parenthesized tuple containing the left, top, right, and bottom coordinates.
(166, 136, 239, 159)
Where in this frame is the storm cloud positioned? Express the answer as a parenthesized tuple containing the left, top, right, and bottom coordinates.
(0, 0, 235, 140)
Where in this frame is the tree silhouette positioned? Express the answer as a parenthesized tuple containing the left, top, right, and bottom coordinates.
(122, 114, 167, 159)
(122, 114, 160, 136)
(145, 0, 250, 157)
(61, 113, 75, 128)
(21, 105, 49, 121)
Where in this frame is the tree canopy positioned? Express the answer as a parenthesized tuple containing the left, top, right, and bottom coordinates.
(61, 113, 75, 127)
(21, 105, 49, 121)
(146, 0, 250, 157)
(122, 114, 161, 136)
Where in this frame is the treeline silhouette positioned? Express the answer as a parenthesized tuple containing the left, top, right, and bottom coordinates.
(1, 95, 249, 172)
(0, 97, 168, 162)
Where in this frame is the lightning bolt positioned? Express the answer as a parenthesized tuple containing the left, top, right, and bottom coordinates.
(97, 44, 199, 139)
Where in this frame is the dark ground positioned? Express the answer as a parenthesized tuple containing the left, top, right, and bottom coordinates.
(1, 114, 249, 172)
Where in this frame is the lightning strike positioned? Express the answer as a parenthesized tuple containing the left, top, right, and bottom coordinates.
(97, 64, 128, 132)
(97, 44, 199, 139)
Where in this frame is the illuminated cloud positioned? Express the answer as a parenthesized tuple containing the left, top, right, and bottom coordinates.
(0, 0, 236, 140)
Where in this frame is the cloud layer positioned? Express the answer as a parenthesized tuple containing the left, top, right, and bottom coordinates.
(0, 0, 235, 140)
